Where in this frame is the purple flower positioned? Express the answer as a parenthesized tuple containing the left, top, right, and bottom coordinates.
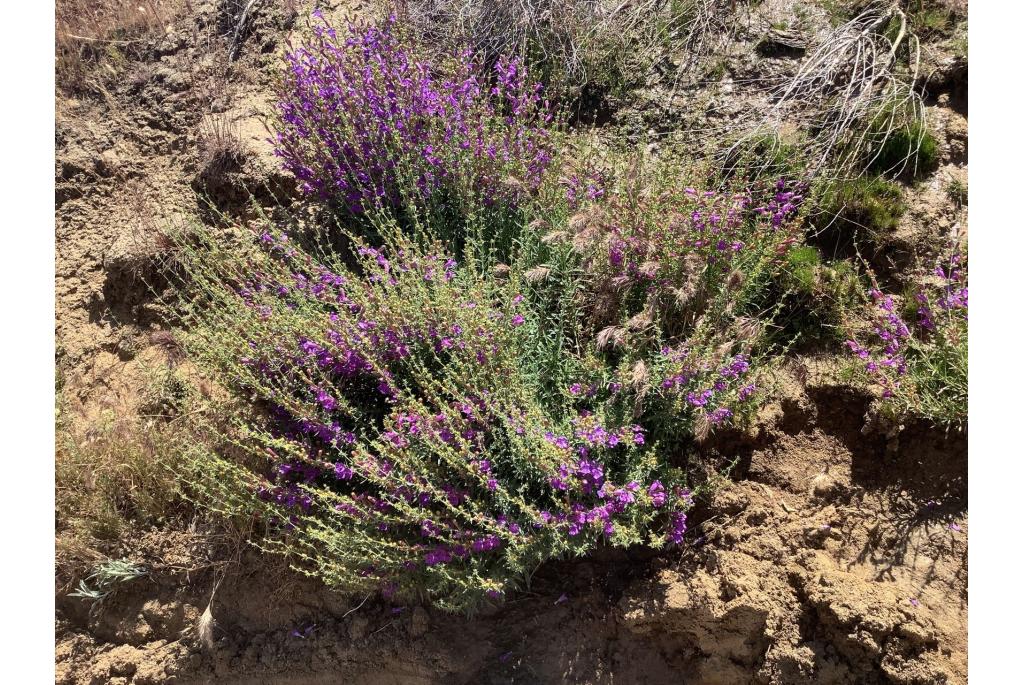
(424, 547, 453, 566)
(686, 389, 713, 408)
(312, 386, 336, 411)
(667, 511, 687, 545)
(648, 480, 667, 508)
(707, 407, 733, 424)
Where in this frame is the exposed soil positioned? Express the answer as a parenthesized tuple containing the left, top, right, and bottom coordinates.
(56, 369, 967, 685)
(55, 2, 968, 683)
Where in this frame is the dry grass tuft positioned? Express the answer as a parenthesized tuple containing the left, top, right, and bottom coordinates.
(197, 114, 248, 176)
(55, 375, 192, 587)
(397, 0, 686, 94)
(56, 0, 188, 91)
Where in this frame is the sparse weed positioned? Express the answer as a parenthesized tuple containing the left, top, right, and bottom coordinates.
(736, 4, 932, 181)
(951, 21, 968, 61)
(198, 114, 247, 177)
(946, 176, 967, 207)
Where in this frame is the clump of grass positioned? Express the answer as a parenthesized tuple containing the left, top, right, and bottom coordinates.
(946, 176, 967, 207)
(908, 1, 953, 39)
(57, 418, 181, 544)
(815, 176, 906, 243)
(786, 245, 822, 294)
(780, 246, 862, 345)
(720, 132, 805, 184)
(197, 114, 247, 177)
(55, 370, 193, 585)
(867, 116, 940, 180)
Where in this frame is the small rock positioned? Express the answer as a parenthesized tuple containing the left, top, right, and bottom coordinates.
(810, 473, 838, 499)
(154, 66, 190, 93)
(94, 149, 120, 177)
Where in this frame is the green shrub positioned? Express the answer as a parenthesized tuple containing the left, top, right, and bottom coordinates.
(171, 15, 816, 611)
(172, 149, 814, 610)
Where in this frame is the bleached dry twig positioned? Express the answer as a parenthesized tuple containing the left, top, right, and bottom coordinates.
(729, 2, 926, 181)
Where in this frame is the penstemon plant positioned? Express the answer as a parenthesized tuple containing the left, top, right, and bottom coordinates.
(176, 216, 695, 611)
(845, 249, 967, 427)
(273, 13, 554, 216)
(175, 14, 812, 611)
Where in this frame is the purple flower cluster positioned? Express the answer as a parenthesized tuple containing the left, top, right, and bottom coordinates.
(917, 253, 968, 330)
(221, 223, 706, 607)
(273, 15, 553, 211)
(564, 169, 607, 208)
(753, 179, 806, 228)
(535, 477, 682, 540)
(654, 347, 758, 429)
(590, 180, 804, 286)
(846, 250, 967, 419)
(846, 289, 911, 398)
